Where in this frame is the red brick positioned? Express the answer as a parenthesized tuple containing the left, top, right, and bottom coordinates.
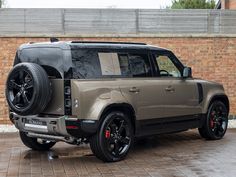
(0, 37, 236, 124)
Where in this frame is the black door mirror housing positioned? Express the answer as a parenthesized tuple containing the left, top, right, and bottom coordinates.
(183, 67, 192, 78)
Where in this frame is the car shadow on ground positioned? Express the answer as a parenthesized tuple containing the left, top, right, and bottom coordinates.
(22, 130, 203, 163)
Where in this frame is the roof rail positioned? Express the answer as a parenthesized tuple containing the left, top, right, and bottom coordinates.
(71, 41, 147, 45)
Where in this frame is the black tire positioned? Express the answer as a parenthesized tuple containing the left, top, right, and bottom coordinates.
(5, 63, 51, 115)
(19, 131, 56, 151)
(198, 101, 228, 140)
(90, 111, 134, 162)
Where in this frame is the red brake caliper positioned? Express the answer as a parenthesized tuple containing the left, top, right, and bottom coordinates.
(210, 112, 214, 128)
(105, 130, 111, 138)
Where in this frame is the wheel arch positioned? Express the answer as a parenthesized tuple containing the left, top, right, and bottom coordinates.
(99, 103, 136, 134)
(206, 95, 230, 113)
(41, 65, 62, 78)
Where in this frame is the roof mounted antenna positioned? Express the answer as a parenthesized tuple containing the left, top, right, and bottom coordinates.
(50, 37, 59, 43)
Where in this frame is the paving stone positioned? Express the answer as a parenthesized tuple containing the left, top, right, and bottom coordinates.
(0, 130, 235, 176)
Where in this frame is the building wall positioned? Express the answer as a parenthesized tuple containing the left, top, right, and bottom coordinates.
(221, 0, 236, 9)
(0, 37, 236, 124)
(228, 0, 236, 9)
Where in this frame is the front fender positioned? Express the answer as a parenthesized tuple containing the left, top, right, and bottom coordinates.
(202, 86, 229, 114)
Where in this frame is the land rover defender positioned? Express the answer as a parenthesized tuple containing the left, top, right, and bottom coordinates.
(5, 41, 229, 162)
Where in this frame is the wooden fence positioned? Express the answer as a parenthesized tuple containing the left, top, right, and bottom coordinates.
(0, 9, 236, 36)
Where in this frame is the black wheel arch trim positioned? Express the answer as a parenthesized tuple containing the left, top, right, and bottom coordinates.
(99, 103, 136, 133)
(208, 94, 230, 113)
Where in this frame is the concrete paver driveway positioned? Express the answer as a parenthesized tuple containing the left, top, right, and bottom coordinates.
(0, 129, 236, 177)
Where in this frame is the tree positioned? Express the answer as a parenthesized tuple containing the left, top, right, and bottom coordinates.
(0, 0, 6, 8)
(171, 0, 216, 9)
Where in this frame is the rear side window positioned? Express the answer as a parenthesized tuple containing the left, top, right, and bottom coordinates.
(71, 49, 151, 79)
(72, 49, 102, 78)
(71, 49, 130, 78)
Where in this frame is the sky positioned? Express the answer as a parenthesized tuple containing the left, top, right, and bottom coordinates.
(6, 0, 173, 9)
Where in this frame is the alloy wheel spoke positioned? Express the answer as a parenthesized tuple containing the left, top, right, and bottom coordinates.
(118, 120, 125, 134)
(114, 143, 120, 155)
(12, 92, 21, 104)
(110, 123, 117, 133)
(120, 136, 130, 145)
(25, 81, 33, 89)
(213, 126, 219, 135)
(9, 80, 21, 89)
(22, 91, 30, 104)
(218, 125, 224, 132)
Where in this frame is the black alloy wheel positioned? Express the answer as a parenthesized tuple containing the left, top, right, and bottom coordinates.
(6, 63, 52, 115)
(208, 102, 228, 138)
(90, 111, 134, 162)
(104, 117, 131, 157)
(8, 70, 34, 109)
(199, 101, 228, 140)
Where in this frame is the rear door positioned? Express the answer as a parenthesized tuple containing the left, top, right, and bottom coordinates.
(118, 50, 166, 121)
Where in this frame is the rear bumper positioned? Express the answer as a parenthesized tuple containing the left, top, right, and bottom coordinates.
(10, 112, 99, 140)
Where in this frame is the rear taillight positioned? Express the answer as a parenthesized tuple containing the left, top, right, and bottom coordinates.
(64, 86, 71, 95)
(74, 99, 79, 108)
(66, 125, 78, 129)
(64, 80, 72, 115)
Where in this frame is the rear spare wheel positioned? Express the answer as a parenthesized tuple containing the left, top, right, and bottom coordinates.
(5, 63, 51, 115)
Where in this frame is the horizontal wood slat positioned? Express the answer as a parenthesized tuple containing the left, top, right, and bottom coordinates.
(0, 9, 235, 36)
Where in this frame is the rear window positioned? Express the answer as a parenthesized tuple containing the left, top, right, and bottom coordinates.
(71, 49, 151, 79)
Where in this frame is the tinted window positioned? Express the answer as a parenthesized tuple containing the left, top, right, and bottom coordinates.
(72, 49, 130, 78)
(72, 49, 151, 79)
(118, 54, 130, 76)
(129, 54, 151, 77)
(72, 49, 102, 78)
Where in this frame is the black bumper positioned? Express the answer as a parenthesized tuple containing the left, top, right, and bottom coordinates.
(65, 119, 99, 138)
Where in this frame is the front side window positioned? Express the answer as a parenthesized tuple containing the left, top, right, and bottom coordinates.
(155, 54, 182, 78)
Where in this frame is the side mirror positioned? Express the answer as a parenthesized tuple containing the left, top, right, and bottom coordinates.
(183, 67, 192, 78)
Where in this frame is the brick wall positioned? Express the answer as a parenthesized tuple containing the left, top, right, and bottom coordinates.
(221, 0, 236, 9)
(228, 0, 236, 9)
(1, 37, 236, 124)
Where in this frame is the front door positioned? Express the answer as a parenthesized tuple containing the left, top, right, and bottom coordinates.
(152, 51, 201, 118)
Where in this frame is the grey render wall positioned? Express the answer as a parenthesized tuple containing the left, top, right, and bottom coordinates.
(0, 8, 236, 36)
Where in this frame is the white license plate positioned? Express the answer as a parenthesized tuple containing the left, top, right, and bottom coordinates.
(25, 119, 47, 130)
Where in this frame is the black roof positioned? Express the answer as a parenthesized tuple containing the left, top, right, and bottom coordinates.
(69, 41, 167, 51)
(71, 41, 147, 45)
(19, 41, 169, 51)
